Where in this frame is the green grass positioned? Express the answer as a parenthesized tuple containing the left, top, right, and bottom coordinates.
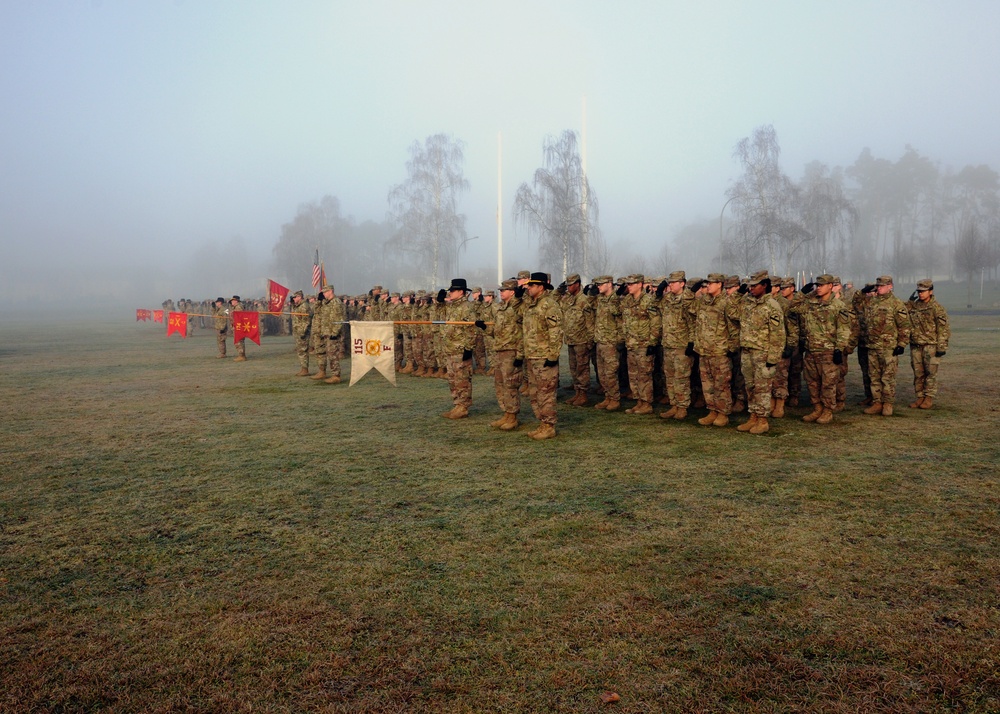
(1, 314, 999, 712)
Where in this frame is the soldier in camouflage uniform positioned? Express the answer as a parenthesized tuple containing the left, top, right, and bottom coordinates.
(559, 274, 596, 407)
(853, 284, 876, 405)
(693, 274, 739, 427)
(314, 284, 346, 384)
(862, 275, 910, 416)
(469, 287, 489, 374)
(211, 297, 228, 358)
(398, 291, 415, 373)
(769, 277, 799, 418)
(441, 279, 477, 419)
(387, 293, 404, 372)
(907, 279, 950, 409)
(657, 270, 697, 420)
(736, 271, 786, 434)
(521, 273, 563, 440)
(831, 277, 860, 412)
(228, 296, 247, 361)
(592, 276, 624, 411)
(725, 275, 748, 412)
(799, 275, 851, 424)
(412, 292, 430, 376)
(620, 275, 661, 415)
(290, 290, 312, 376)
(476, 278, 523, 430)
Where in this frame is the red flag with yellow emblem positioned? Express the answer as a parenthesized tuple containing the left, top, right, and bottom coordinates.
(233, 311, 260, 346)
(268, 279, 289, 313)
(166, 312, 187, 338)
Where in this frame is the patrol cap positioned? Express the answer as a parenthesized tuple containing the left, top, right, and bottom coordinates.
(747, 270, 770, 286)
(292, 290, 304, 299)
(667, 270, 686, 283)
(230, 295, 241, 301)
(592, 275, 613, 285)
(471, 286, 483, 293)
(322, 283, 335, 293)
(780, 277, 795, 289)
(371, 285, 383, 292)
(402, 290, 415, 298)
(652, 276, 667, 286)
(814, 274, 835, 285)
(390, 292, 400, 298)
(724, 275, 740, 289)
(707, 272, 726, 284)
(832, 275, 842, 286)
(917, 279, 933, 291)
(876, 275, 893, 286)
(565, 273, 581, 285)
(416, 289, 427, 297)
(517, 270, 531, 280)
(500, 278, 518, 290)
(624, 273, 645, 284)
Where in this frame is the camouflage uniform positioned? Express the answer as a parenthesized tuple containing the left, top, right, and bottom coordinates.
(470, 288, 488, 374)
(739, 274, 786, 420)
(799, 277, 851, 416)
(853, 288, 874, 403)
(317, 288, 346, 380)
(771, 283, 799, 402)
(907, 282, 949, 404)
(862, 277, 910, 409)
(290, 292, 312, 372)
(212, 299, 228, 358)
(620, 276, 661, 410)
(693, 285, 739, 416)
(659, 273, 697, 411)
(483, 282, 524, 417)
(443, 285, 477, 413)
(228, 297, 246, 359)
(592, 278, 623, 407)
(560, 276, 596, 400)
(725, 276, 747, 410)
(522, 284, 563, 428)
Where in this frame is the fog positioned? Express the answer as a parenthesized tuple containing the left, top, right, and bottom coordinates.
(2, 1, 999, 313)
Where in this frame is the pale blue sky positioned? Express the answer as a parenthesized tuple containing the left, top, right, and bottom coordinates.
(2, 0, 998, 304)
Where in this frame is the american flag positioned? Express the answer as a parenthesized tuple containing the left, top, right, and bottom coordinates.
(311, 249, 321, 288)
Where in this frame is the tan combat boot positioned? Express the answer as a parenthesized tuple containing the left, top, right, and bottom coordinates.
(698, 411, 718, 426)
(490, 413, 508, 428)
(498, 413, 520, 431)
(859, 396, 873, 406)
(864, 402, 883, 415)
(881, 403, 894, 416)
(295, 368, 310, 377)
(672, 407, 687, 420)
(909, 397, 924, 408)
(659, 405, 678, 419)
(441, 406, 468, 420)
(400, 363, 413, 374)
(603, 399, 621, 412)
(311, 369, 327, 380)
(802, 406, 823, 423)
(772, 398, 786, 418)
(629, 401, 653, 415)
(530, 423, 556, 440)
(919, 398, 933, 409)
(712, 412, 729, 427)
(324, 375, 341, 384)
(233, 356, 247, 362)
(816, 408, 834, 424)
(572, 391, 589, 407)
(594, 399, 609, 410)
(749, 417, 770, 434)
(737, 414, 759, 432)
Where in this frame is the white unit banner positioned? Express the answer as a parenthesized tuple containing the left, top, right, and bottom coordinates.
(349, 321, 397, 386)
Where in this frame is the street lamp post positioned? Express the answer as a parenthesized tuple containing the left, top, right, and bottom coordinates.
(719, 195, 738, 274)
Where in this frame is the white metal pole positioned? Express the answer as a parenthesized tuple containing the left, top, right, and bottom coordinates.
(497, 131, 503, 286)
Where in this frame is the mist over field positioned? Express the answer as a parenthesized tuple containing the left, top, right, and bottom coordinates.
(3, 1, 999, 313)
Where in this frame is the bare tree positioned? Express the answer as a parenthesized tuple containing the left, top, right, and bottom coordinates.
(954, 224, 991, 306)
(514, 130, 600, 279)
(271, 195, 350, 288)
(388, 134, 469, 286)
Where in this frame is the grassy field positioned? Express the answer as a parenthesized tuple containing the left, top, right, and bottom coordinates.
(2, 306, 999, 713)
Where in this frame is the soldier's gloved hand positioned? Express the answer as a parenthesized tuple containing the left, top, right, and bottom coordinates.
(462, 349, 473, 361)
(584, 283, 596, 296)
(833, 349, 843, 365)
(514, 285, 525, 298)
(543, 358, 558, 368)
(802, 282, 815, 294)
(782, 346, 793, 360)
(935, 350, 946, 357)
(862, 284, 876, 294)
(726, 350, 737, 361)
(909, 290, 919, 302)
(655, 280, 668, 298)
(685, 342, 695, 357)
(616, 283, 627, 296)
(765, 361, 776, 369)
(892, 346, 905, 356)
(690, 280, 706, 293)
(738, 283, 749, 294)
(474, 320, 486, 330)
(436, 289, 446, 303)
(512, 358, 523, 368)
(477, 294, 484, 302)
(557, 281, 567, 294)
(645, 345, 657, 356)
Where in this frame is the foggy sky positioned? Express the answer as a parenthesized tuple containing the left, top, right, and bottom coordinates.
(2, 0, 999, 309)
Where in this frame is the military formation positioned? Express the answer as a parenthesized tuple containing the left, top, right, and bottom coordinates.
(166, 270, 949, 441)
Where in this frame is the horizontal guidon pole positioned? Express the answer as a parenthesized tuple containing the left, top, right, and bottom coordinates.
(140, 312, 492, 325)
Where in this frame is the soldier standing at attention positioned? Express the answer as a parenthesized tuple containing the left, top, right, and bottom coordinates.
(862, 275, 910, 416)
(521, 273, 563, 440)
(592, 276, 624, 412)
(212, 297, 228, 359)
(907, 279, 950, 409)
(736, 271, 785, 434)
(620, 274, 661, 415)
(441, 279, 477, 419)
(228, 296, 247, 362)
(290, 290, 313, 376)
(854, 283, 876, 406)
(318, 284, 346, 384)
(658, 271, 697, 421)
(559, 273, 596, 407)
(475, 278, 523, 430)
(799, 275, 851, 425)
(693, 274, 739, 427)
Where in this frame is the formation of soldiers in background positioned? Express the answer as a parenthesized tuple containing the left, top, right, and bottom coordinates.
(161, 267, 950, 438)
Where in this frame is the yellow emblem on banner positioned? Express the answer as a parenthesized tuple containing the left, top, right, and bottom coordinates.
(364, 339, 382, 356)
